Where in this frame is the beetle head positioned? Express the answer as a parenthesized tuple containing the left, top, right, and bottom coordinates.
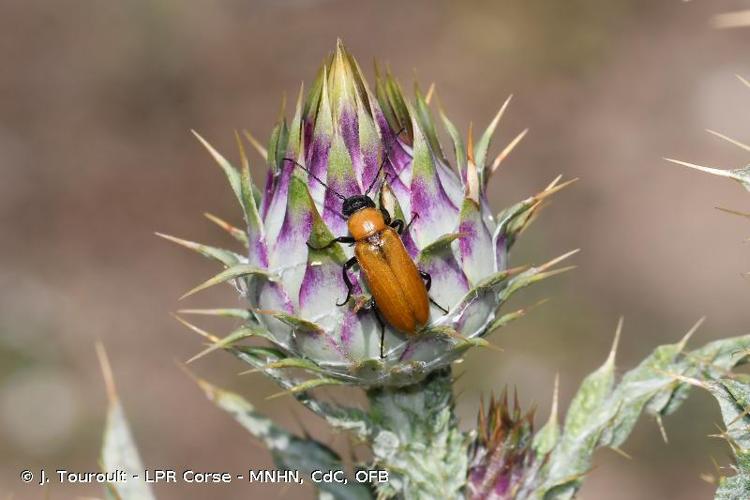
(342, 195, 376, 217)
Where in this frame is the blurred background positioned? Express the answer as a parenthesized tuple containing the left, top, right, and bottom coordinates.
(2, 0, 750, 498)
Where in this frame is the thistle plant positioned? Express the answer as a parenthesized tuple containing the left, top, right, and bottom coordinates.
(162, 40, 575, 497)
(98, 44, 750, 500)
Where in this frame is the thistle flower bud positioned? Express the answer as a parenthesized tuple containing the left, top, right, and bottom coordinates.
(167, 39, 573, 391)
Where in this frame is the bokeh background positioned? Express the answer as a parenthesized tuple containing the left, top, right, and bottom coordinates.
(3, 1, 750, 498)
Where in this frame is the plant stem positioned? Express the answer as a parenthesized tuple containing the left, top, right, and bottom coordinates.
(367, 368, 468, 499)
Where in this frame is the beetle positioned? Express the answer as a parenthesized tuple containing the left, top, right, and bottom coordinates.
(283, 137, 446, 358)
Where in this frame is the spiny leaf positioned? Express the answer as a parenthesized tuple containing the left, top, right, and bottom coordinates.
(534, 374, 561, 457)
(534, 327, 750, 499)
(204, 212, 248, 247)
(192, 130, 246, 213)
(495, 250, 579, 302)
(229, 345, 372, 438)
(241, 357, 335, 377)
(413, 83, 445, 163)
(438, 105, 467, 183)
(474, 94, 512, 178)
(487, 298, 548, 332)
(665, 157, 750, 192)
(97, 343, 155, 500)
(193, 375, 371, 500)
(177, 308, 251, 320)
(252, 309, 325, 335)
(155, 232, 242, 267)
(706, 129, 750, 153)
(180, 264, 274, 300)
(187, 325, 270, 364)
(242, 129, 268, 161)
(493, 177, 577, 258)
(561, 319, 622, 441)
(234, 130, 266, 260)
(267, 378, 346, 400)
(418, 232, 466, 258)
(490, 128, 528, 174)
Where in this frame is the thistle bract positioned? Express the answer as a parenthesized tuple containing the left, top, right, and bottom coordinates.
(168, 40, 572, 389)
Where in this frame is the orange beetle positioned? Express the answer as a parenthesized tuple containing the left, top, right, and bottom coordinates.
(284, 148, 446, 358)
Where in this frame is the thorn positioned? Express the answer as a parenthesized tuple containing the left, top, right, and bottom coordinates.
(154, 231, 183, 243)
(175, 358, 199, 384)
(708, 424, 739, 453)
(242, 130, 268, 161)
(610, 447, 633, 460)
(607, 317, 624, 365)
(656, 415, 669, 444)
(488, 94, 513, 132)
(503, 264, 531, 276)
(171, 314, 221, 343)
(680, 316, 705, 348)
(710, 455, 723, 476)
(663, 158, 735, 178)
(491, 129, 528, 173)
(203, 212, 247, 243)
(466, 154, 480, 202)
(234, 130, 249, 174)
(667, 371, 708, 390)
(177, 307, 248, 318)
(192, 130, 237, 175)
(538, 248, 581, 271)
(186, 347, 214, 365)
(541, 177, 579, 198)
(467, 122, 475, 163)
(265, 388, 302, 401)
(95, 341, 117, 404)
(706, 129, 750, 152)
(545, 174, 563, 190)
(477, 340, 504, 353)
(425, 82, 436, 105)
(716, 206, 750, 219)
(536, 265, 577, 279)
(550, 373, 559, 422)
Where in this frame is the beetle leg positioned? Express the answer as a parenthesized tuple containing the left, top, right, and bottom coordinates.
(429, 297, 449, 314)
(389, 219, 405, 234)
(405, 212, 420, 233)
(336, 257, 358, 306)
(360, 297, 387, 358)
(420, 270, 449, 314)
(380, 207, 392, 226)
(419, 270, 432, 290)
(307, 235, 355, 251)
(372, 305, 387, 359)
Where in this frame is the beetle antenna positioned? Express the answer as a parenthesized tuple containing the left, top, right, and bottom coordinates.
(283, 157, 346, 201)
(365, 127, 406, 196)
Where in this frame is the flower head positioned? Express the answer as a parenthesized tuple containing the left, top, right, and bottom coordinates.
(467, 391, 539, 499)
(166, 40, 574, 389)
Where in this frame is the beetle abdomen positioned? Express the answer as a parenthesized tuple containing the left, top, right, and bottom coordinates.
(380, 228, 429, 326)
(354, 228, 429, 334)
